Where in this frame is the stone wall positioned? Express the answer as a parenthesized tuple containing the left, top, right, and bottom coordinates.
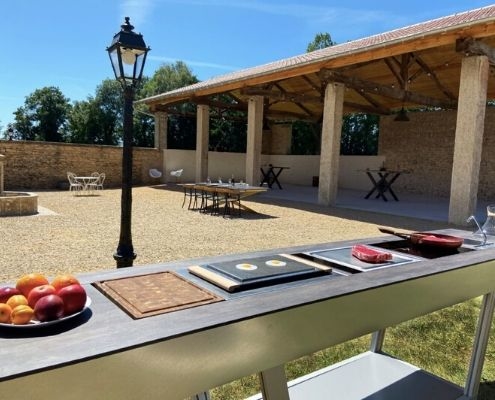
(0, 141, 162, 190)
(379, 108, 495, 200)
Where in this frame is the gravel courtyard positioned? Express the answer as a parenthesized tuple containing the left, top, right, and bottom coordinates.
(0, 185, 449, 283)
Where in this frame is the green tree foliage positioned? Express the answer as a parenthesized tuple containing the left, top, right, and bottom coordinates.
(306, 32, 336, 52)
(68, 80, 123, 145)
(138, 61, 199, 149)
(340, 113, 379, 155)
(13, 87, 71, 142)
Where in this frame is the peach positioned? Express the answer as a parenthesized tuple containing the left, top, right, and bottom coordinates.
(51, 274, 80, 292)
(16, 273, 49, 297)
(11, 305, 34, 325)
(0, 303, 12, 323)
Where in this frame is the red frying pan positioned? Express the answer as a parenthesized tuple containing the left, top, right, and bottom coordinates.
(378, 227, 464, 249)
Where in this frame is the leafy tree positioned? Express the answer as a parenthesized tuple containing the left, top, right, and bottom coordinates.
(13, 87, 71, 142)
(138, 62, 199, 149)
(307, 32, 336, 52)
(68, 80, 123, 145)
(340, 113, 379, 155)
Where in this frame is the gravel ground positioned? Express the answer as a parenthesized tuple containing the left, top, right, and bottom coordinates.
(0, 185, 449, 283)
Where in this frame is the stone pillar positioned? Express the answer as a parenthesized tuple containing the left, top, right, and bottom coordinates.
(448, 55, 489, 225)
(318, 82, 344, 206)
(196, 105, 210, 182)
(245, 96, 264, 185)
(154, 111, 168, 183)
(0, 154, 4, 194)
(154, 111, 168, 150)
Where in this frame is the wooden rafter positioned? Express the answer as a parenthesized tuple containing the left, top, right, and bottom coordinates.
(320, 69, 457, 109)
(240, 87, 321, 104)
(410, 53, 457, 100)
(456, 37, 495, 64)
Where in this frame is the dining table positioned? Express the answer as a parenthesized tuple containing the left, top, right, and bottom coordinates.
(74, 176, 99, 193)
(260, 164, 290, 189)
(363, 168, 409, 201)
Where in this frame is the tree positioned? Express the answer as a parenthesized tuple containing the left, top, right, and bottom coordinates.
(138, 62, 199, 149)
(340, 113, 379, 155)
(307, 32, 336, 52)
(68, 80, 123, 145)
(13, 87, 71, 142)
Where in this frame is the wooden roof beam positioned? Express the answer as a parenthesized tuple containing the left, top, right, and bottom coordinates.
(456, 37, 495, 64)
(410, 53, 457, 100)
(320, 69, 457, 109)
(240, 87, 322, 104)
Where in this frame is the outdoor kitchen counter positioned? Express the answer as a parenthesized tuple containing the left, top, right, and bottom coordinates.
(1, 229, 495, 400)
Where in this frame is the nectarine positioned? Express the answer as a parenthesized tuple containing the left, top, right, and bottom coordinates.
(27, 284, 56, 308)
(57, 284, 87, 315)
(34, 294, 64, 322)
(0, 286, 21, 303)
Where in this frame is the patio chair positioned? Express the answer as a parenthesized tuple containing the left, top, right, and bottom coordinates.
(170, 168, 183, 183)
(67, 172, 83, 195)
(149, 168, 162, 179)
(96, 173, 105, 190)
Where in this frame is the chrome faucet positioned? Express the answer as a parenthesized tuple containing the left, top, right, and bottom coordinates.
(467, 215, 488, 246)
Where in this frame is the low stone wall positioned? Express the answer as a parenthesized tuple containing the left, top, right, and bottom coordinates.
(0, 141, 162, 190)
(0, 192, 38, 217)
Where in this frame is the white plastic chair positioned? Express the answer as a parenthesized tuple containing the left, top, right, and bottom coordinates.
(149, 169, 162, 179)
(170, 168, 183, 183)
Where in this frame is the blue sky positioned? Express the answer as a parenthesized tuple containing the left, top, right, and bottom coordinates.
(0, 1, 493, 128)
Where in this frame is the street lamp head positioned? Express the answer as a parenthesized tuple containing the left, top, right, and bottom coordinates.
(107, 17, 150, 87)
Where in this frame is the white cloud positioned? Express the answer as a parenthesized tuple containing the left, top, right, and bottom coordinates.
(120, 0, 156, 27)
(148, 55, 241, 72)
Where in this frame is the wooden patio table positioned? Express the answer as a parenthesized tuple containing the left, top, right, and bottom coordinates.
(0, 229, 494, 400)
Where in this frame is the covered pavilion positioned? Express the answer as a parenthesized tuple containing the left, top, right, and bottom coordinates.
(139, 5, 495, 225)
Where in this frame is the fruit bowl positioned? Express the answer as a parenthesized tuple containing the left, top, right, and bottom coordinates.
(0, 297, 91, 329)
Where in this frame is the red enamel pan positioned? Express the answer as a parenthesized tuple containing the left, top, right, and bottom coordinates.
(378, 227, 464, 249)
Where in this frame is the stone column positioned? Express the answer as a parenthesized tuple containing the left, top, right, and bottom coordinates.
(245, 96, 264, 185)
(318, 82, 344, 206)
(196, 105, 210, 182)
(448, 55, 489, 225)
(154, 111, 168, 182)
(0, 154, 4, 194)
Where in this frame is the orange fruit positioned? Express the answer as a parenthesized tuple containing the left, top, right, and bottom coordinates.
(51, 274, 80, 292)
(0, 303, 12, 323)
(11, 305, 34, 325)
(16, 273, 49, 297)
(6, 294, 28, 309)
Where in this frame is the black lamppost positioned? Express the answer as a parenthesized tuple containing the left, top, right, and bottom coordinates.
(107, 17, 150, 268)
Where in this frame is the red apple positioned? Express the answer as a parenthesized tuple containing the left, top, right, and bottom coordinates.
(0, 287, 21, 304)
(27, 284, 56, 308)
(57, 284, 87, 316)
(34, 294, 65, 322)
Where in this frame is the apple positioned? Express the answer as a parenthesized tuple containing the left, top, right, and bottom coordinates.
(57, 284, 87, 315)
(0, 287, 21, 303)
(27, 284, 56, 308)
(34, 294, 65, 322)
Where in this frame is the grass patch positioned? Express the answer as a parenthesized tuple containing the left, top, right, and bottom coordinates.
(211, 297, 495, 399)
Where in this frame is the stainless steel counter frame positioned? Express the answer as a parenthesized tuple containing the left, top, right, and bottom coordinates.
(1, 229, 494, 400)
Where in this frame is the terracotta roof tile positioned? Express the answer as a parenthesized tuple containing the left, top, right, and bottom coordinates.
(141, 5, 495, 104)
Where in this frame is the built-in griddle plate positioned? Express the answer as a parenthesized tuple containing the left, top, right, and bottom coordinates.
(188, 254, 331, 292)
(303, 246, 419, 273)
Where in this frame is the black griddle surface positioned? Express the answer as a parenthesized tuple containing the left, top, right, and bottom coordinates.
(205, 256, 323, 283)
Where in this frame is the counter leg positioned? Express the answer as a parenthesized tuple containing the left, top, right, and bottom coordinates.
(463, 292, 495, 399)
(370, 328, 386, 353)
(259, 364, 290, 400)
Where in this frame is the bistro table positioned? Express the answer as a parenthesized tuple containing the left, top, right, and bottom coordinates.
(74, 176, 99, 194)
(1, 229, 494, 400)
(363, 168, 408, 201)
(260, 164, 290, 189)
